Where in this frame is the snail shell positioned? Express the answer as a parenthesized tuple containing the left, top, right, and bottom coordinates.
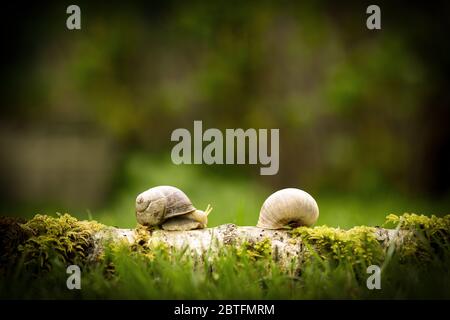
(135, 185, 211, 231)
(257, 188, 319, 229)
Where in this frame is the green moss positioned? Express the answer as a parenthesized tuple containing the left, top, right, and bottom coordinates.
(384, 213, 450, 231)
(383, 213, 450, 263)
(128, 224, 168, 260)
(289, 213, 450, 272)
(291, 225, 384, 274)
(130, 224, 152, 252)
(237, 238, 272, 261)
(18, 213, 106, 273)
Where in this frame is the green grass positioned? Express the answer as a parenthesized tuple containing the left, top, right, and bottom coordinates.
(2, 235, 449, 300)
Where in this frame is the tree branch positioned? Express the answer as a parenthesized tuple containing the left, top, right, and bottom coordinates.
(92, 224, 408, 266)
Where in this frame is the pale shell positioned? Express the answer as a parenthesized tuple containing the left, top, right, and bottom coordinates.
(135, 186, 196, 226)
(257, 188, 319, 229)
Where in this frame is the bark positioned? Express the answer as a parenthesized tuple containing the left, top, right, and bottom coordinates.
(92, 224, 407, 266)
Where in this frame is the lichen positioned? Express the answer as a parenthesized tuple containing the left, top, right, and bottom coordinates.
(291, 225, 385, 273)
(18, 213, 105, 273)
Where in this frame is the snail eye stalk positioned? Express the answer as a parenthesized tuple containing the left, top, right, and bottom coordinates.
(205, 204, 213, 216)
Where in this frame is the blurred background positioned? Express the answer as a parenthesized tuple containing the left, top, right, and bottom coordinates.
(1, 1, 449, 228)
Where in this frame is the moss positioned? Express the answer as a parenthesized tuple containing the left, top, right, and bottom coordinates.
(384, 213, 450, 231)
(237, 238, 272, 261)
(130, 224, 152, 251)
(128, 224, 166, 259)
(291, 225, 384, 274)
(384, 213, 450, 263)
(290, 213, 450, 272)
(18, 213, 106, 273)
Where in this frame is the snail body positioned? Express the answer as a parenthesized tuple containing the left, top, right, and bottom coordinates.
(135, 186, 212, 231)
(257, 188, 319, 229)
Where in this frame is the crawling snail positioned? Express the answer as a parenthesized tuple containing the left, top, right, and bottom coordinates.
(257, 188, 319, 229)
(135, 186, 212, 231)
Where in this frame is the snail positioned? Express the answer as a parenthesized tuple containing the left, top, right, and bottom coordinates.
(257, 188, 319, 229)
(135, 185, 212, 231)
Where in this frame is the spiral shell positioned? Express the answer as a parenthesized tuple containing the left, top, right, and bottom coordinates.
(135, 186, 196, 226)
(257, 188, 319, 229)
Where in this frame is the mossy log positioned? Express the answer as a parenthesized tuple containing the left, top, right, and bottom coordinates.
(2, 213, 449, 273)
(93, 223, 407, 267)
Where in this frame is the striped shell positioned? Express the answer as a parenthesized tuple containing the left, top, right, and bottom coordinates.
(135, 186, 196, 226)
(257, 188, 319, 229)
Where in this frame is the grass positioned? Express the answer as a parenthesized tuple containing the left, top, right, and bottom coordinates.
(1, 231, 449, 300)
